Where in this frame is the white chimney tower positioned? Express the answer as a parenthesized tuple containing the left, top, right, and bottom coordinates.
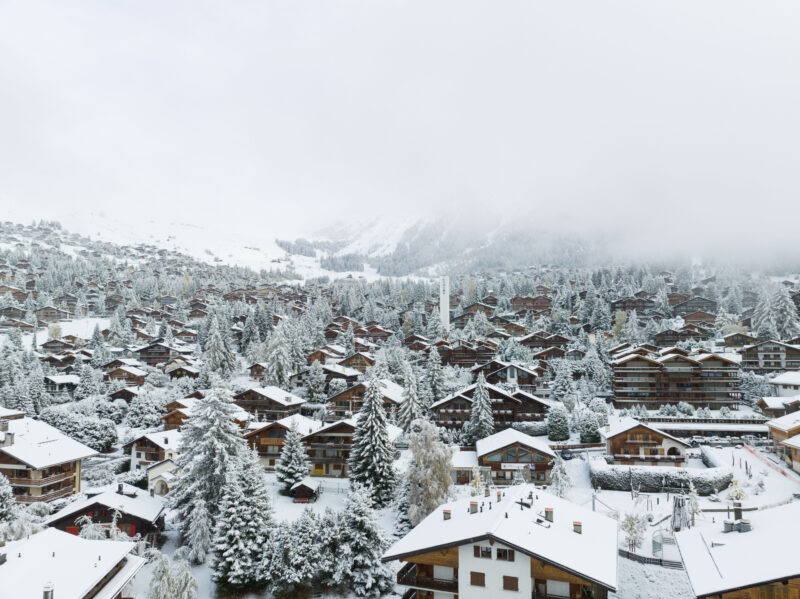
(439, 276, 450, 331)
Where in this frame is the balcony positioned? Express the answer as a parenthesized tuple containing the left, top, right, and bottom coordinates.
(16, 485, 74, 503)
(7, 471, 75, 487)
(397, 563, 458, 594)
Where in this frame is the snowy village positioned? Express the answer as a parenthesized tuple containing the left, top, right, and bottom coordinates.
(1, 219, 800, 599)
(2, 2, 800, 599)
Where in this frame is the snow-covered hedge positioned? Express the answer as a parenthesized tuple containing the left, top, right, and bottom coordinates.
(588, 459, 732, 496)
(512, 421, 549, 437)
(39, 406, 118, 453)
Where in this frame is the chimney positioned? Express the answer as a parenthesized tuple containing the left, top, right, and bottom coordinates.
(484, 486, 490, 497)
(0, 420, 8, 432)
(733, 502, 743, 521)
(117, 483, 124, 495)
(545, 508, 553, 522)
(573, 521, 582, 534)
(496, 491, 501, 503)
(43, 583, 54, 599)
(469, 501, 478, 515)
(0, 432, 14, 448)
(150, 488, 155, 497)
(443, 509, 451, 521)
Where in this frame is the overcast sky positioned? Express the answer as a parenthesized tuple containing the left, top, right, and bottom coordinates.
(1, 1, 799, 256)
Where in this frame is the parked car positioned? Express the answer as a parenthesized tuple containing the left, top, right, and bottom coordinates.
(560, 449, 574, 460)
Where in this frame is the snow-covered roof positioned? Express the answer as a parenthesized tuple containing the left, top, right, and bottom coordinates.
(676, 502, 800, 598)
(110, 365, 147, 377)
(0, 528, 145, 599)
(782, 434, 800, 450)
(124, 429, 183, 451)
(758, 396, 797, 410)
(375, 378, 404, 404)
(47, 482, 166, 525)
(766, 411, 800, 433)
(450, 450, 478, 468)
(321, 363, 361, 377)
(305, 417, 403, 443)
(599, 417, 689, 446)
(290, 476, 320, 492)
(653, 421, 769, 433)
(44, 374, 80, 385)
(0, 406, 23, 419)
(770, 371, 800, 387)
(383, 484, 618, 591)
(247, 414, 325, 437)
(247, 385, 306, 407)
(0, 418, 96, 469)
(475, 428, 556, 459)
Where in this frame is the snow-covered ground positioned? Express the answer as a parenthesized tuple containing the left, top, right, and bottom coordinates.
(0, 317, 110, 348)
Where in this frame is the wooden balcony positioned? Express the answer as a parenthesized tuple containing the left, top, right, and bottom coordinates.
(397, 563, 458, 594)
(16, 485, 74, 503)
(8, 470, 75, 487)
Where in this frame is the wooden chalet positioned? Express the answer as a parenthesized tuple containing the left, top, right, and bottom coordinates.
(328, 379, 404, 417)
(599, 418, 689, 466)
(684, 311, 716, 326)
(431, 383, 551, 431)
(106, 366, 147, 387)
(723, 332, 757, 348)
(673, 296, 718, 317)
(475, 428, 556, 484)
(610, 296, 655, 313)
(741, 340, 800, 373)
(109, 387, 139, 404)
(337, 351, 375, 373)
(233, 386, 306, 420)
(122, 430, 182, 471)
(510, 295, 552, 312)
(244, 414, 324, 469)
(34, 305, 70, 323)
(435, 340, 495, 367)
(302, 418, 401, 477)
(471, 360, 541, 392)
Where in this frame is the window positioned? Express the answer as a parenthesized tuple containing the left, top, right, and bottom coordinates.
(496, 548, 515, 561)
(473, 545, 492, 558)
(470, 572, 485, 587)
(503, 576, 519, 591)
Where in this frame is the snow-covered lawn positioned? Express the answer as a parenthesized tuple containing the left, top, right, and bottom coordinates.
(611, 559, 694, 599)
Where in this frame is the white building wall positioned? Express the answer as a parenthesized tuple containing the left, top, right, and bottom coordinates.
(457, 541, 531, 599)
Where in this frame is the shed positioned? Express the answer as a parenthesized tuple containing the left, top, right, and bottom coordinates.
(290, 477, 321, 503)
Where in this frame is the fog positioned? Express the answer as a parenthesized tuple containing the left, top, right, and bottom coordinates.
(1, 0, 799, 260)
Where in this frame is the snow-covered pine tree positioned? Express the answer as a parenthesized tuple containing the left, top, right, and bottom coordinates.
(203, 315, 236, 378)
(772, 285, 800, 339)
(317, 506, 347, 589)
(0, 473, 15, 526)
(549, 458, 572, 498)
(338, 484, 394, 598)
(348, 378, 396, 507)
(264, 326, 293, 388)
(147, 551, 199, 599)
(756, 314, 779, 342)
(578, 409, 600, 443)
(550, 361, 576, 411)
(74, 363, 98, 400)
(213, 448, 276, 588)
(407, 419, 453, 525)
(465, 372, 493, 443)
(547, 402, 570, 441)
(171, 388, 247, 563)
(397, 365, 423, 432)
(426, 307, 443, 340)
(393, 475, 413, 538)
(277, 507, 319, 593)
(276, 427, 310, 492)
(307, 359, 328, 402)
(425, 347, 445, 406)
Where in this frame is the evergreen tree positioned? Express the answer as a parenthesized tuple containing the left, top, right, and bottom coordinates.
(307, 359, 328, 402)
(549, 458, 572, 498)
(772, 285, 800, 339)
(397, 365, 423, 432)
(756, 314, 779, 342)
(172, 388, 247, 563)
(337, 484, 394, 598)
(264, 327, 293, 388)
(426, 308, 443, 340)
(213, 448, 276, 588)
(393, 476, 413, 538)
(348, 378, 396, 507)
(147, 552, 198, 599)
(407, 419, 453, 525)
(550, 362, 576, 411)
(74, 363, 98, 400)
(0, 473, 15, 526)
(424, 347, 445, 407)
(317, 507, 347, 589)
(547, 403, 570, 441)
(465, 373, 494, 443)
(276, 427, 310, 492)
(578, 409, 600, 443)
(279, 508, 319, 593)
(203, 315, 236, 378)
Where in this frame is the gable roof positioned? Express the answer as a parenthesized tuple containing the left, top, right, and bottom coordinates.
(46, 482, 167, 526)
(382, 484, 617, 591)
(475, 428, 556, 459)
(766, 411, 800, 433)
(0, 418, 96, 469)
(599, 417, 689, 446)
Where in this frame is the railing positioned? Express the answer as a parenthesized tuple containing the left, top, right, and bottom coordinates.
(613, 454, 683, 462)
(16, 485, 74, 503)
(7, 471, 75, 486)
(397, 563, 458, 593)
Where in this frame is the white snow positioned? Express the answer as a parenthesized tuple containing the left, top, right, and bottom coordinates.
(1, 417, 97, 469)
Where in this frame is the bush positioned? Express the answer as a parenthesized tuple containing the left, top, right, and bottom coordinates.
(512, 421, 549, 437)
(39, 407, 118, 453)
(588, 458, 732, 496)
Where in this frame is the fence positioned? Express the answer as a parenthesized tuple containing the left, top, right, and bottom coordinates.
(618, 549, 683, 570)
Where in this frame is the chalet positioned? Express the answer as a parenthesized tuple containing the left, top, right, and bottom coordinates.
(533, 347, 566, 361)
(610, 296, 655, 313)
(0, 415, 96, 503)
(771, 371, 800, 397)
(338, 351, 376, 373)
(766, 412, 800, 450)
(741, 340, 800, 373)
(291, 477, 321, 502)
(307, 344, 346, 365)
(652, 327, 708, 346)
(302, 418, 402, 477)
(34, 305, 70, 323)
(756, 395, 800, 419)
(44, 374, 80, 395)
(471, 360, 541, 392)
(244, 414, 324, 469)
(431, 383, 551, 431)
(490, 316, 529, 337)
(122, 430, 182, 471)
(0, 305, 25, 320)
(328, 379, 404, 417)
(404, 333, 431, 349)
(0, 528, 146, 599)
(599, 418, 689, 466)
(147, 459, 178, 496)
(135, 341, 187, 366)
(683, 311, 716, 326)
(168, 364, 199, 379)
(233, 386, 307, 420)
(612, 351, 741, 408)
(0, 318, 34, 332)
(106, 365, 147, 387)
(475, 428, 557, 484)
(673, 296, 718, 317)
(435, 340, 495, 367)
(781, 435, 800, 475)
(109, 386, 139, 403)
(677, 501, 800, 599)
(461, 301, 495, 316)
(40, 338, 75, 352)
(383, 485, 617, 599)
(101, 357, 144, 372)
(510, 295, 552, 313)
(291, 362, 360, 387)
(46, 482, 167, 541)
(723, 332, 757, 348)
(0, 284, 27, 302)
